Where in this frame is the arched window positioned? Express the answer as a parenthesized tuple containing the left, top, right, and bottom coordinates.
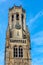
(12, 14, 14, 21)
(16, 13, 19, 20)
(14, 46, 18, 57)
(19, 46, 23, 57)
(13, 46, 23, 57)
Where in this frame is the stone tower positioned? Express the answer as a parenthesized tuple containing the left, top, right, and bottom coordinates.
(5, 6, 31, 65)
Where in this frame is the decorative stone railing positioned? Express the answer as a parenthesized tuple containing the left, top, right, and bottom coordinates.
(10, 38, 26, 43)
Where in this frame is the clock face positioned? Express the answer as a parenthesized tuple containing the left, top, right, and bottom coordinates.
(15, 22, 21, 29)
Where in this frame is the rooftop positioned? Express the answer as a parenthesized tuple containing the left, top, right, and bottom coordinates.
(9, 5, 25, 12)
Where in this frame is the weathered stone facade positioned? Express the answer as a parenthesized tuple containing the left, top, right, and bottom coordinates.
(5, 6, 31, 65)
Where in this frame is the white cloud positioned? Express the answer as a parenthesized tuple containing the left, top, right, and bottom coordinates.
(31, 31, 43, 65)
(28, 10, 43, 26)
(0, 0, 6, 3)
(31, 31, 43, 38)
(32, 58, 43, 65)
(14, 0, 22, 5)
(36, 48, 43, 53)
(31, 31, 43, 45)
(8, 0, 22, 6)
(0, 52, 4, 65)
(27, 10, 43, 32)
(31, 37, 43, 45)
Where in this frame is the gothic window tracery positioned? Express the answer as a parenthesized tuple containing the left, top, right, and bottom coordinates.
(13, 46, 23, 57)
(14, 46, 18, 57)
(19, 46, 23, 57)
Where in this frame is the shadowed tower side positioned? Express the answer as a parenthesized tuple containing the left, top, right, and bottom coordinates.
(5, 6, 31, 65)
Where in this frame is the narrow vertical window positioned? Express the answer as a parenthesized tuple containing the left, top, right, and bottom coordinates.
(21, 14, 24, 22)
(16, 13, 19, 20)
(23, 35, 26, 39)
(21, 14, 24, 28)
(19, 46, 23, 57)
(10, 31, 12, 38)
(12, 15, 14, 21)
(14, 46, 18, 57)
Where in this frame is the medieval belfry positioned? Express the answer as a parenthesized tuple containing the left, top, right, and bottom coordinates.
(5, 6, 31, 65)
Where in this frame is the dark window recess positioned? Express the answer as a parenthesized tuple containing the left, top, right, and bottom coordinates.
(19, 47, 23, 57)
(23, 35, 26, 39)
(14, 47, 18, 57)
(21, 14, 24, 28)
(21, 14, 24, 22)
(16, 13, 19, 20)
(10, 31, 12, 38)
(12, 15, 14, 21)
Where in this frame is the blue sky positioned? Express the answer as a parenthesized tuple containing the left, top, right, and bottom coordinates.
(0, 0, 43, 65)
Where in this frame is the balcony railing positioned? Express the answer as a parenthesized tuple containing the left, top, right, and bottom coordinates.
(10, 38, 26, 43)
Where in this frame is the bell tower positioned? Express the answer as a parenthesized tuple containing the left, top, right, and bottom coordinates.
(5, 6, 31, 65)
